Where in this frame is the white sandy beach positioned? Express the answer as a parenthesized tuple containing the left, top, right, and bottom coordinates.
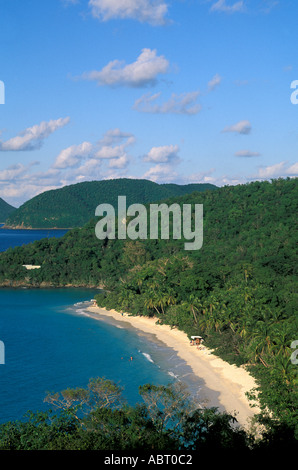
(87, 305, 260, 430)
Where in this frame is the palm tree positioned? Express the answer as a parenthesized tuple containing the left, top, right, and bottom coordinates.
(183, 294, 202, 324)
(271, 324, 293, 360)
(208, 294, 219, 316)
(248, 321, 273, 365)
(156, 292, 166, 315)
(144, 290, 162, 315)
(273, 355, 293, 384)
(164, 290, 177, 307)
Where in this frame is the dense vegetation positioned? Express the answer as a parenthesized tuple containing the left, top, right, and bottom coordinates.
(4, 178, 216, 228)
(0, 197, 15, 222)
(0, 177, 297, 445)
(0, 378, 295, 451)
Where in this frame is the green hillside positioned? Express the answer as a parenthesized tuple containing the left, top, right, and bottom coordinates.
(0, 197, 16, 223)
(4, 178, 217, 229)
(0, 177, 297, 441)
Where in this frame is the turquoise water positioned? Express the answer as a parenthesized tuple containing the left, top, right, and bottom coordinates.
(0, 228, 204, 424)
(0, 288, 183, 423)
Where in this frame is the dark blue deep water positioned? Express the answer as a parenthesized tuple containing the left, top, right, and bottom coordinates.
(0, 225, 68, 252)
(0, 228, 202, 424)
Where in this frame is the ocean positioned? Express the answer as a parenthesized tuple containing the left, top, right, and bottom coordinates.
(0, 227, 203, 424)
(0, 225, 68, 252)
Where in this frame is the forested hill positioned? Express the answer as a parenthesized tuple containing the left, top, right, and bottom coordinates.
(1, 177, 297, 436)
(0, 197, 16, 222)
(3, 178, 216, 229)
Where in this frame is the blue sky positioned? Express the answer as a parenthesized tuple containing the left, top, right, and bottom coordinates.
(0, 0, 297, 207)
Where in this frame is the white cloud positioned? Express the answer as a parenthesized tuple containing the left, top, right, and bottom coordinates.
(0, 163, 62, 207)
(256, 161, 298, 179)
(108, 154, 130, 169)
(80, 48, 169, 88)
(95, 138, 134, 159)
(222, 120, 252, 135)
(0, 128, 134, 205)
(95, 145, 124, 160)
(133, 75, 220, 116)
(143, 144, 180, 163)
(2, 155, 297, 208)
(0, 117, 70, 151)
(95, 130, 135, 170)
(142, 144, 181, 182)
(207, 74, 222, 91)
(209, 0, 279, 15)
(184, 169, 216, 184)
(52, 128, 134, 176)
(94, 145, 131, 169)
(76, 158, 101, 174)
(0, 182, 60, 207)
(0, 163, 29, 181)
(235, 150, 260, 157)
(286, 162, 298, 175)
(210, 0, 245, 13)
(53, 141, 93, 169)
(142, 163, 179, 183)
(0, 163, 59, 187)
(98, 128, 135, 146)
(133, 91, 201, 115)
(88, 0, 169, 26)
(182, 171, 251, 188)
(68, 158, 103, 183)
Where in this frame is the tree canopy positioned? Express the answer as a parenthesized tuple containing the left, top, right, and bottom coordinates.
(0, 377, 295, 451)
(0, 197, 15, 222)
(0, 177, 297, 440)
(4, 178, 216, 228)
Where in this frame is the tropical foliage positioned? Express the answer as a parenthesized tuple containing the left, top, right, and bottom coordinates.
(0, 177, 297, 440)
(0, 197, 15, 222)
(0, 378, 295, 451)
(4, 178, 216, 228)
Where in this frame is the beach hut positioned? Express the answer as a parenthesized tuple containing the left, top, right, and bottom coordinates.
(190, 336, 203, 346)
(22, 265, 41, 270)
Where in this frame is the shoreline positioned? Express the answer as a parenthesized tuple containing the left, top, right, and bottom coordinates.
(86, 305, 260, 430)
(1, 225, 71, 230)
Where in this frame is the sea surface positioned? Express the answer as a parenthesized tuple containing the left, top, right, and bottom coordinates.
(0, 224, 68, 252)
(0, 227, 205, 424)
